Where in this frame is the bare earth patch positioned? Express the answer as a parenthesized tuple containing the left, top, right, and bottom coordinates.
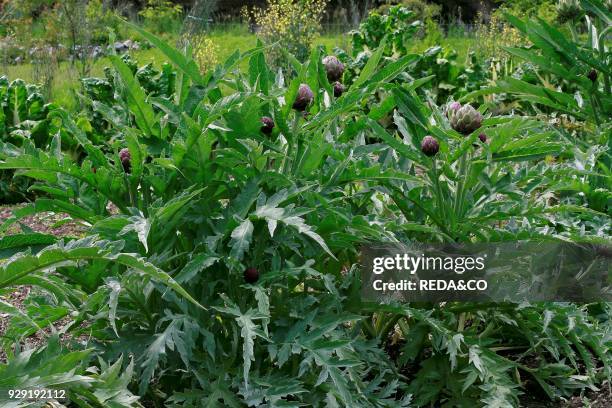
(0, 204, 86, 237)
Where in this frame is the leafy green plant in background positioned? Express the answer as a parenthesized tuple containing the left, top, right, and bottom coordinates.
(350, 5, 423, 57)
(467, 0, 611, 217)
(139, 0, 184, 34)
(0, 76, 63, 203)
(374, 0, 441, 21)
(339, 5, 489, 104)
(79, 53, 176, 143)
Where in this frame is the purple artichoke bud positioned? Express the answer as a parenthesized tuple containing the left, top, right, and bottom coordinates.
(421, 136, 439, 157)
(260, 116, 275, 134)
(322, 55, 344, 82)
(333, 81, 345, 97)
(119, 148, 131, 173)
(450, 104, 483, 135)
(292, 83, 314, 111)
(587, 69, 597, 83)
(244, 267, 259, 284)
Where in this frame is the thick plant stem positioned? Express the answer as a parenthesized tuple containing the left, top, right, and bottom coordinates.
(479, 321, 496, 339)
(589, 93, 602, 126)
(458, 158, 472, 220)
(598, 26, 611, 95)
(123, 174, 135, 209)
(458, 312, 467, 332)
(431, 159, 446, 225)
(569, 24, 579, 43)
(142, 177, 151, 217)
(283, 115, 301, 174)
(378, 313, 402, 340)
(453, 154, 467, 228)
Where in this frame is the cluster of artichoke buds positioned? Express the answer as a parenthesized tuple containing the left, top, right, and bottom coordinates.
(119, 148, 131, 173)
(450, 104, 483, 135)
(420, 102, 489, 158)
(288, 55, 345, 115)
(323, 55, 345, 98)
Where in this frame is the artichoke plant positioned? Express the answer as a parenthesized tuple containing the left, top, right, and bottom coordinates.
(450, 104, 483, 135)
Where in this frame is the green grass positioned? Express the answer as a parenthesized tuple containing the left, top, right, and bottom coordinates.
(0, 31, 472, 110)
(409, 36, 475, 63)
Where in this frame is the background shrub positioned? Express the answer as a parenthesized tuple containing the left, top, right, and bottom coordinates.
(138, 0, 183, 34)
(242, 0, 328, 66)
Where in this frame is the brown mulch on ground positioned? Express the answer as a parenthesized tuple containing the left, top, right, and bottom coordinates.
(0, 204, 86, 237)
(518, 387, 612, 407)
(562, 387, 612, 408)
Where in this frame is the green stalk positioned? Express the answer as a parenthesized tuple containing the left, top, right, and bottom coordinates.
(598, 26, 611, 95)
(589, 93, 602, 126)
(489, 346, 529, 352)
(390, 188, 453, 239)
(457, 312, 467, 332)
(361, 318, 377, 339)
(431, 159, 447, 226)
(123, 173, 135, 209)
(378, 313, 403, 340)
(373, 312, 384, 335)
(282, 115, 300, 174)
(125, 286, 155, 329)
(142, 176, 151, 217)
(479, 321, 496, 339)
(453, 154, 468, 231)
(568, 24, 579, 43)
(458, 157, 472, 221)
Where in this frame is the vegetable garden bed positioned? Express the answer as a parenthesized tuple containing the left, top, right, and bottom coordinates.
(0, 1, 610, 407)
